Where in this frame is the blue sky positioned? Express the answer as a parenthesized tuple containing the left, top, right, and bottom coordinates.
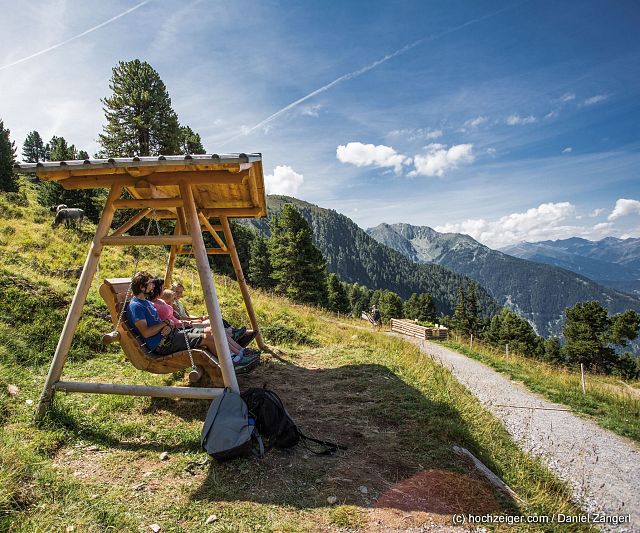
(1, 0, 639, 247)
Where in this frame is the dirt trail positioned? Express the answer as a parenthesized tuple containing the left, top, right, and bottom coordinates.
(402, 336, 640, 530)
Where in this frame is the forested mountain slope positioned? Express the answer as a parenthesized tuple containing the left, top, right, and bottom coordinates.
(502, 237, 640, 296)
(246, 196, 499, 317)
(366, 223, 640, 336)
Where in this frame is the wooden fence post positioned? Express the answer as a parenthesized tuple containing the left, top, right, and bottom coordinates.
(506, 343, 509, 357)
(470, 334, 474, 348)
(581, 363, 586, 394)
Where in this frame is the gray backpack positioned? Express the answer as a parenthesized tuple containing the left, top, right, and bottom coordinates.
(201, 389, 264, 461)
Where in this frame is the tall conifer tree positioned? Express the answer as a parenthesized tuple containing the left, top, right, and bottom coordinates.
(0, 120, 17, 192)
(179, 125, 206, 155)
(327, 273, 350, 313)
(22, 130, 46, 162)
(247, 236, 274, 289)
(98, 60, 180, 157)
(268, 204, 327, 305)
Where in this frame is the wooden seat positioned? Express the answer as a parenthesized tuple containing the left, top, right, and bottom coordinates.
(99, 278, 224, 386)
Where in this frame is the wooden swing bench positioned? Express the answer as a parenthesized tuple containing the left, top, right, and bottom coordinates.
(17, 153, 268, 420)
(99, 278, 224, 386)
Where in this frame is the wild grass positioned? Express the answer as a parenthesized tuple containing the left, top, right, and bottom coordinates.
(0, 181, 595, 531)
(442, 337, 640, 443)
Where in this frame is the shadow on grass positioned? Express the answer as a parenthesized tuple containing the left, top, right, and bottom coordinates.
(188, 353, 518, 515)
(44, 350, 520, 516)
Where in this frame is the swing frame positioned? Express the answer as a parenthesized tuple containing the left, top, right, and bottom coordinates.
(16, 154, 267, 420)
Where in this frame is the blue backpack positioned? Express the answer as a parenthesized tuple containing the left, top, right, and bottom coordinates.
(201, 389, 264, 461)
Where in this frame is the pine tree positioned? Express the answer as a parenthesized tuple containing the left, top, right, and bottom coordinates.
(416, 293, 437, 323)
(179, 125, 206, 155)
(0, 120, 17, 192)
(268, 204, 327, 305)
(98, 60, 180, 157)
(247, 236, 274, 289)
(467, 284, 480, 335)
(451, 286, 468, 334)
(403, 293, 420, 320)
(563, 302, 640, 373)
(378, 290, 403, 322)
(22, 130, 46, 162)
(327, 273, 350, 314)
(77, 150, 90, 160)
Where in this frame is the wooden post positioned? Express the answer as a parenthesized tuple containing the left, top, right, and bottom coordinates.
(36, 185, 123, 421)
(506, 343, 509, 358)
(180, 184, 239, 393)
(164, 218, 182, 286)
(581, 363, 586, 394)
(470, 334, 473, 348)
(219, 216, 265, 349)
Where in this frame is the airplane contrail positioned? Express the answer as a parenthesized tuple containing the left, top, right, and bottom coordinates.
(0, 0, 153, 72)
(221, 3, 521, 146)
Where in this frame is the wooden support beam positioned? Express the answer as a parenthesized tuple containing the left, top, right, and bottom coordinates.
(199, 213, 227, 251)
(101, 235, 192, 246)
(164, 219, 182, 286)
(54, 381, 223, 400)
(113, 198, 183, 209)
(177, 248, 228, 255)
(60, 169, 249, 190)
(110, 208, 153, 237)
(180, 184, 239, 393)
(220, 216, 265, 349)
(200, 207, 261, 218)
(36, 185, 123, 421)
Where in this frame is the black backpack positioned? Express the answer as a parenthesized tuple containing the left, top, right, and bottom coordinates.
(201, 389, 264, 461)
(241, 387, 345, 455)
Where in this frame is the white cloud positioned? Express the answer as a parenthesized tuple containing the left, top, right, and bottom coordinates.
(589, 208, 604, 218)
(463, 116, 487, 128)
(487, 147, 497, 156)
(435, 202, 580, 248)
(409, 143, 474, 177)
(544, 110, 559, 120)
(387, 128, 442, 141)
(299, 104, 323, 117)
(505, 114, 537, 125)
(558, 92, 576, 102)
(264, 165, 304, 195)
(562, 147, 572, 153)
(583, 94, 608, 106)
(594, 222, 613, 231)
(608, 198, 640, 221)
(336, 142, 410, 174)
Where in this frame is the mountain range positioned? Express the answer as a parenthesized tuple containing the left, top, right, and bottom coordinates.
(365, 223, 640, 337)
(245, 196, 499, 318)
(501, 237, 640, 296)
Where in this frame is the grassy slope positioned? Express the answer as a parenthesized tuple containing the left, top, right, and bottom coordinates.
(441, 338, 640, 443)
(1, 183, 590, 532)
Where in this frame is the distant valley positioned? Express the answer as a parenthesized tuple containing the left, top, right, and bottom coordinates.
(364, 223, 640, 337)
(501, 237, 640, 296)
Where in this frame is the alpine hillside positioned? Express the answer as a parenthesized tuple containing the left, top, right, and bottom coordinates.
(365, 223, 640, 337)
(501, 237, 640, 296)
(245, 196, 499, 317)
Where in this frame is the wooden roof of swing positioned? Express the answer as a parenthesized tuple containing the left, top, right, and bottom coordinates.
(16, 153, 267, 219)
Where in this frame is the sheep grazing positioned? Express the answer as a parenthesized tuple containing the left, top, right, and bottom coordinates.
(52, 208, 85, 228)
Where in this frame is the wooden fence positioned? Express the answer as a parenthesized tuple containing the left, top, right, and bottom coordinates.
(390, 319, 448, 340)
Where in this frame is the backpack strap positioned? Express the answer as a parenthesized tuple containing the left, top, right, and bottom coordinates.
(297, 430, 347, 456)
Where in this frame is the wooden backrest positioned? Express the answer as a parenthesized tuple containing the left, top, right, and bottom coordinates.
(99, 278, 155, 371)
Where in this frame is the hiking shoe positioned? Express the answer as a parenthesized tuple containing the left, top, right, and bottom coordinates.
(232, 326, 247, 341)
(233, 352, 260, 374)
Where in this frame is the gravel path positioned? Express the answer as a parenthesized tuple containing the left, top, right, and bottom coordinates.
(404, 337, 640, 530)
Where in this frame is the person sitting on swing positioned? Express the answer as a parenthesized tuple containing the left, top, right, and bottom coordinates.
(126, 272, 258, 367)
(171, 281, 257, 346)
(147, 278, 257, 358)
